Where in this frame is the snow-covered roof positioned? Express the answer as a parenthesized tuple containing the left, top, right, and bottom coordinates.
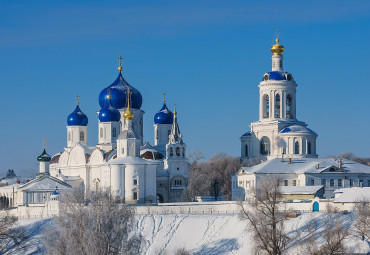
(19, 174, 71, 192)
(280, 185, 324, 195)
(334, 187, 370, 203)
(240, 158, 370, 175)
(280, 125, 317, 136)
(109, 156, 160, 165)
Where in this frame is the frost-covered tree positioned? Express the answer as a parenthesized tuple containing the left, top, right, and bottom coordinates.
(0, 213, 28, 254)
(44, 187, 142, 255)
(239, 177, 290, 255)
(353, 200, 370, 240)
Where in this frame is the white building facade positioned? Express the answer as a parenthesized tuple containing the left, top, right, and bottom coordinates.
(49, 62, 189, 203)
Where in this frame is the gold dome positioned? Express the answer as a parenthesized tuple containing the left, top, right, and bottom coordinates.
(271, 38, 284, 56)
(123, 107, 134, 120)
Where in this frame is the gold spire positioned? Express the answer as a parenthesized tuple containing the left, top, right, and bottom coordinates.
(107, 88, 111, 100)
(76, 94, 79, 105)
(163, 92, 166, 103)
(271, 38, 285, 56)
(123, 88, 134, 120)
(118, 56, 123, 72)
(173, 103, 177, 116)
(43, 137, 46, 149)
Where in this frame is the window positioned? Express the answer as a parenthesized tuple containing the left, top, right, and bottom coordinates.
(284, 180, 288, 186)
(133, 179, 138, 185)
(360, 180, 363, 187)
(182, 148, 185, 157)
(293, 180, 297, 186)
(260, 136, 271, 155)
(170, 147, 173, 156)
(68, 132, 71, 141)
(368, 180, 370, 187)
(121, 148, 124, 155)
(311, 179, 314, 186)
(294, 141, 299, 154)
(156, 129, 158, 140)
(133, 192, 138, 200)
(112, 128, 117, 138)
(322, 179, 326, 186)
(263, 94, 269, 118)
(176, 147, 180, 156)
(338, 179, 342, 187)
(350, 179, 353, 187)
(100, 127, 103, 138)
(80, 131, 84, 141)
(286, 94, 293, 118)
(308, 142, 312, 154)
(245, 144, 248, 157)
(275, 94, 280, 118)
(330, 179, 334, 187)
(174, 179, 182, 186)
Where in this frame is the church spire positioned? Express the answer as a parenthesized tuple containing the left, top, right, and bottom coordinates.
(169, 104, 183, 144)
(123, 88, 134, 121)
(118, 56, 123, 72)
(271, 31, 285, 71)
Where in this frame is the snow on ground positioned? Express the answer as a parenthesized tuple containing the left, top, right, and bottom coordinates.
(12, 213, 370, 255)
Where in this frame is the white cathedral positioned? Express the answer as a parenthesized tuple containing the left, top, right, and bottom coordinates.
(44, 61, 189, 204)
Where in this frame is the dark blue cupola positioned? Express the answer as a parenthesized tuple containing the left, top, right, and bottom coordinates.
(98, 60, 142, 110)
(154, 94, 173, 124)
(99, 89, 121, 122)
(67, 96, 88, 126)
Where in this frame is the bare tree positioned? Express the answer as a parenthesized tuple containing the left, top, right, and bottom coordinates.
(0, 212, 28, 254)
(44, 187, 142, 255)
(239, 177, 290, 255)
(353, 200, 370, 240)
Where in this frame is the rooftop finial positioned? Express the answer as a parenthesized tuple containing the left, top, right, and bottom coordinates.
(107, 88, 111, 100)
(173, 103, 177, 116)
(43, 137, 46, 149)
(118, 56, 123, 72)
(271, 29, 284, 56)
(76, 94, 79, 105)
(163, 92, 166, 103)
(123, 88, 134, 120)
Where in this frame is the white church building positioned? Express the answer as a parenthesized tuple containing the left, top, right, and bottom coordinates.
(233, 38, 370, 200)
(46, 60, 189, 204)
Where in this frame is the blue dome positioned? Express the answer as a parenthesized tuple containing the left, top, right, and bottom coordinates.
(280, 125, 317, 135)
(99, 72, 142, 110)
(67, 105, 88, 126)
(51, 189, 59, 196)
(154, 103, 173, 124)
(99, 102, 121, 122)
(262, 71, 293, 81)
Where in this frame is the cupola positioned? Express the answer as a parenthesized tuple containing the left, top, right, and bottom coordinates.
(67, 95, 88, 126)
(154, 93, 173, 124)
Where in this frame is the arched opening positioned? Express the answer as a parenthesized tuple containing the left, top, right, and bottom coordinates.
(260, 137, 270, 155)
(286, 94, 293, 118)
(275, 94, 280, 118)
(313, 201, 319, 212)
(182, 148, 185, 157)
(308, 142, 312, 154)
(100, 128, 103, 138)
(80, 131, 84, 141)
(176, 147, 180, 156)
(330, 179, 334, 187)
(112, 127, 117, 138)
(245, 144, 248, 157)
(157, 194, 164, 203)
(170, 147, 173, 156)
(263, 94, 269, 118)
(68, 132, 71, 141)
(294, 141, 299, 154)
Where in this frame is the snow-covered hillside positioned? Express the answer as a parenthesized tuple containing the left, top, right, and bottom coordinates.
(8, 213, 370, 254)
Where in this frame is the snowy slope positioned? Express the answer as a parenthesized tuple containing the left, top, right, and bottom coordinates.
(12, 213, 370, 255)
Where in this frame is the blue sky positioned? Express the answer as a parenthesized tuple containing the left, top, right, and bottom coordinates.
(1, 0, 370, 176)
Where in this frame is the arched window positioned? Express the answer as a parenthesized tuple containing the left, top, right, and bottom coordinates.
(275, 94, 280, 118)
(121, 148, 124, 155)
(80, 131, 84, 141)
(260, 137, 270, 155)
(286, 94, 293, 118)
(112, 128, 117, 138)
(308, 142, 312, 154)
(68, 132, 71, 141)
(245, 144, 248, 157)
(170, 147, 173, 156)
(100, 128, 103, 138)
(156, 129, 159, 140)
(182, 148, 185, 157)
(294, 141, 299, 154)
(330, 179, 334, 187)
(176, 147, 180, 156)
(263, 94, 269, 118)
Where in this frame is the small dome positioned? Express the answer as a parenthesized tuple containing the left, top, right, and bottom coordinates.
(67, 105, 88, 126)
(271, 38, 285, 56)
(280, 125, 317, 135)
(37, 149, 51, 162)
(154, 103, 173, 124)
(99, 101, 121, 122)
(262, 71, 293, 81)
(140, 149, 164, 160)
(51, 189, 59, 196)
(99, 72, 142, 110)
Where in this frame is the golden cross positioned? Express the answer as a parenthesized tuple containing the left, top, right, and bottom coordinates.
(163, 92, 166, 103)
(275, 29, 280, 39)
(43, 137, 46, 149)
(118, 56, 123, 71)
(76, 94, 79, 105)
